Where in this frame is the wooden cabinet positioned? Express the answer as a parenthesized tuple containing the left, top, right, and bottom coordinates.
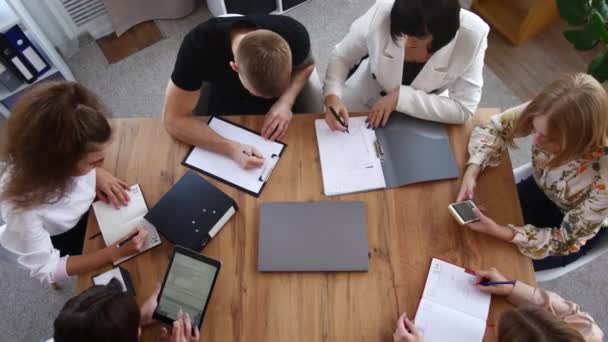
(472, 0, 560, 45)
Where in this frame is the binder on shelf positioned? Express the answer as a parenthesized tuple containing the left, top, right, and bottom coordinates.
(4, 25, 50, 78)
(0, 33, 36, 83)
(0, 59, 22, 92)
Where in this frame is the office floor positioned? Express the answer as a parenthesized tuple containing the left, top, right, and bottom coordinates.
(0, 1, 606, 341)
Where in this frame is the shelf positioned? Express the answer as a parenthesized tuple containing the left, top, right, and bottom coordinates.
(0, 67, 58, 101)
(473, 0, 559, 45)
(0, 0, 19, 32)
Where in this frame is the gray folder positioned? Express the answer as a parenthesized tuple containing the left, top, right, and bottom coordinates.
(376, 113, 460, 188)
(258, 202, 368, 272)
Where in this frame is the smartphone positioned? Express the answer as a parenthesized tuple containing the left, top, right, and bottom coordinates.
(448, 200, 480, 225)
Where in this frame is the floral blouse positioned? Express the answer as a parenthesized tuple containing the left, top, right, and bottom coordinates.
(468, 103, 608, 259)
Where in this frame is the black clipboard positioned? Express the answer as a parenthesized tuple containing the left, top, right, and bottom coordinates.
(181, 116, 287, 197)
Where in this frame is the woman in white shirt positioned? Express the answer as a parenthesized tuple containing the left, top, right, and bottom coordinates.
(0, 81, 148, 285)
(324, 0, 489, 130)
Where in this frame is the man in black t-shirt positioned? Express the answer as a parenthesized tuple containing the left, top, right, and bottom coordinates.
(162, 15, 316, 169)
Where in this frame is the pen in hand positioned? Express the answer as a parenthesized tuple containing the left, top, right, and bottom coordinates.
(242, 150, 263, 158)
(479, 280, 516, 286)
(118, 231, 140, 247)
(329, 106, 349, 133)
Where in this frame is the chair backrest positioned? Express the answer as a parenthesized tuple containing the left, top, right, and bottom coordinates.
(536, 231, 608, 282)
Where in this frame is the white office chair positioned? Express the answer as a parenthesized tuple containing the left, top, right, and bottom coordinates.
(513, 163, 608, 282)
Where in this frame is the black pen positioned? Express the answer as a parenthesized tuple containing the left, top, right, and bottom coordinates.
(118, 231, 140, 247)
(242, 150, 262, 158)
(329, 106, 350, 133)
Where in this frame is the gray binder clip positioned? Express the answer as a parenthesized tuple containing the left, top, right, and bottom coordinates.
(374, 140, 384, 161)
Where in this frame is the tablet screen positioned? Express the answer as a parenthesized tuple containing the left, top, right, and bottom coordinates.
(156, 251, 219, 325)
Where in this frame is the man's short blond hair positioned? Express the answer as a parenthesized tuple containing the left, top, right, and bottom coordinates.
(236, 30, 292, 98)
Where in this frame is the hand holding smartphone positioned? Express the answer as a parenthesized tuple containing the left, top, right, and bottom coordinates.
(448, 200, 480, 225)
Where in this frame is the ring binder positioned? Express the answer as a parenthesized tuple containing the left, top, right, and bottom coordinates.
(374, 140, 384, 161)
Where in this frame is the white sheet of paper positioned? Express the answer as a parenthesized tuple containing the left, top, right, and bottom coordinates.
(92, 184, 162, 265)
(183, 117, 285, 195)
(93, 267, 127, 292)
(315, 117, 386, 196)
(415, 299, 486, 342)
(414, 258, 491, 342)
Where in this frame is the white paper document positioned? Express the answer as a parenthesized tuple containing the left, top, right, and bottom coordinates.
(183, 117, 285, 195)
(93, 267, 127, 292)
(414, 258, 491, 342)
(315, 117, 385, 196)
(92, 184, 162, 265)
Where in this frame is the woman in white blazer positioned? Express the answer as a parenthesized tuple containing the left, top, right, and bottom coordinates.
(324, 0, 489, 129)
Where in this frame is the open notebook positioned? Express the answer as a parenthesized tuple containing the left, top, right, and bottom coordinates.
(92, 184, 162, 265)
(415, 258, 491, 342)
(315, 114, 459, 196)
(182, 117, 286, 197)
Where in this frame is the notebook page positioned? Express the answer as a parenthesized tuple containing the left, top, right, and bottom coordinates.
(93, 184, 148, 246)
(315, 117, 386, 196)
(415, 299, 486, 342)
(184, 118, 284, 194)
(421, 258, 491, 321)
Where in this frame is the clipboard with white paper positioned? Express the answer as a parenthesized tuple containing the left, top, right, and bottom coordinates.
(182, 116, 286, 197)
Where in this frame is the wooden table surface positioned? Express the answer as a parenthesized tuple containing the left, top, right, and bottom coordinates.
(77, 109, 535, 342)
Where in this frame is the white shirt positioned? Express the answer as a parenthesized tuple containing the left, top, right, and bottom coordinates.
(0, 169, 96, 284)
(324, 0, 489, 124)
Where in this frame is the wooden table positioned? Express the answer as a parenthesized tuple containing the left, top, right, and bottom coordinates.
(77, 110, 535, 342)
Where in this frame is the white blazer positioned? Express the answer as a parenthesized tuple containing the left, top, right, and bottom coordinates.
(324, 0, 489, 124)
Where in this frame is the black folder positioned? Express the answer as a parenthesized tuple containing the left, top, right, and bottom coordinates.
(145, 171, 238, 252)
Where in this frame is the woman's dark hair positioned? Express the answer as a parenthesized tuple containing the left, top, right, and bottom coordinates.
(498, 306, 585, 342)
(390, 0, 461, 52)
(54, 279, 140, 342)
(0, 81, 111, 209)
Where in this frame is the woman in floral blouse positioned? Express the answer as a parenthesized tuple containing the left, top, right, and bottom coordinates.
(457, 73, 608, 270)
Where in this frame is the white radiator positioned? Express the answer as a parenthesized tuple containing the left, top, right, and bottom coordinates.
(45, 0, 113, 39)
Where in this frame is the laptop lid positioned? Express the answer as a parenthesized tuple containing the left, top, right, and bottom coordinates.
(258, 202, 368, 272)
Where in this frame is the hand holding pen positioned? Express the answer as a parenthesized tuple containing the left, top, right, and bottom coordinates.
(231, 142, 265, 170)
(473, 267, 516, 296)
(324, 95, 350, 133)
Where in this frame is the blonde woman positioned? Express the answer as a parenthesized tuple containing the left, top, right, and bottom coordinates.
(393, 267, 604, 342)
(456, 73, 608, 270)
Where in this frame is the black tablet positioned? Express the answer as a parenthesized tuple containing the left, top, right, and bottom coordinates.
(153, 246, 221, 327)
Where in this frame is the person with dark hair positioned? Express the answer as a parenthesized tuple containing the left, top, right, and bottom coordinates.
(0, 81, 148, 285)
(50, 279, 199, 342)
(392, 268, 604, 342)
(324, 0, 489, 130)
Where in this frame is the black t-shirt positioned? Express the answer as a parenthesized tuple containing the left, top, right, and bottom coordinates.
(171, 14, 313, 115)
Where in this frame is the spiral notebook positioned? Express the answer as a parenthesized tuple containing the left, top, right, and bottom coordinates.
(182, 117, 286, 197)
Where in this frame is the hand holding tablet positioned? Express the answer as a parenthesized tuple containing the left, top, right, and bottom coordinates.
(153, 246, 222, 329)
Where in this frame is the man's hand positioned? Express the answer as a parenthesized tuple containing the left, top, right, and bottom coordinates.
(96, 168, 130, 209)
(368, 89, 398, 128)
(229, 142, 265, 169)
(324, 95, 350, 131)
(262, 100, 293, 141)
